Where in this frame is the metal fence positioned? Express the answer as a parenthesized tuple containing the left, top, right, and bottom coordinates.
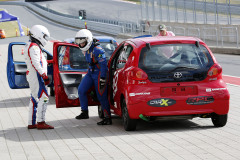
(142, 24, 238, 48)
(141, 0, 240, 25)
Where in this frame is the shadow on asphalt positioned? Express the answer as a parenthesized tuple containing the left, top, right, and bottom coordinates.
(0, 115, 216, 142)
(0, 90, 216, 141)
(0, 97, 29, 108)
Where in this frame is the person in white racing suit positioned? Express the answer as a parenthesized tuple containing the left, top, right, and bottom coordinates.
(25, 25, 54, 129)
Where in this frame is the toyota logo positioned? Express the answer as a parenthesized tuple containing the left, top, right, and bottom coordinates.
(174, 72, 182, 78)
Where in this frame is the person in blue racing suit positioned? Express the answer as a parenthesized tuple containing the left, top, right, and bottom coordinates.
(75, 29, 112, 125)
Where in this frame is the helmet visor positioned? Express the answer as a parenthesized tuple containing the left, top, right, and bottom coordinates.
(43, 34, 50, 41)
(75, 37, 87, 45)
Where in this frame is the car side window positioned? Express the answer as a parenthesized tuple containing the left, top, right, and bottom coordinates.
(116, 45, 133, 69)
(58, 46, 88, 71)
(12, 44, 25, 62)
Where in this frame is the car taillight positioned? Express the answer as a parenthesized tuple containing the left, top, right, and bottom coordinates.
(127, 67, 148, 81)
(207, 64, 222, 78)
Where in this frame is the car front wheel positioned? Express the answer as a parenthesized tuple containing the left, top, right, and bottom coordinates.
(211, 113, 228, 127)
(122, 98, 137, 131)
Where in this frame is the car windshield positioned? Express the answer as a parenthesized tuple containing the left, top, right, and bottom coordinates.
(138, 43, 214, 82)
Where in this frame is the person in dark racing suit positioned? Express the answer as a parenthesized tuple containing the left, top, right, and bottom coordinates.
(75, 29, 112, 125)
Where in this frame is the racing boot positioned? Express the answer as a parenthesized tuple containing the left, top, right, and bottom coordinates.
(37, 121, 54, 129)
(97, 117, 112, 125)
(75, 110, 89, 120)
(27, 124, 37, 129)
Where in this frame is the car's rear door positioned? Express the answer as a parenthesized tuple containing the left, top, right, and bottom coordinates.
(53, 42, 100, 108)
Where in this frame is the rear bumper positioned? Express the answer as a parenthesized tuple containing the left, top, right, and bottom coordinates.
(127, 99, 229, 119)
(125, 79, 230, 119)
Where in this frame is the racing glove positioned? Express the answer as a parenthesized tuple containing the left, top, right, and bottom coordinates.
(42, 73, 50, 85)
(99, 77, 106, 90)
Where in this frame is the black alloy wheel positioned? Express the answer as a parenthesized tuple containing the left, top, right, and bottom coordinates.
(122, 98, 137, 131)
(211, 113, 228, 127)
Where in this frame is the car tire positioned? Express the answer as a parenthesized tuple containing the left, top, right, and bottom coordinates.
(98, 105, 104, 119)
(211, 113, 227, 127)
(50, 87, 55, 96)
(122, 98, 137, 131)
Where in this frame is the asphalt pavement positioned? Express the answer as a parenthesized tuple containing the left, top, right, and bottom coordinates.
(1, 42, 240, 159)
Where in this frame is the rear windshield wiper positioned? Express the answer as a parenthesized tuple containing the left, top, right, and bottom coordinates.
(168, 66, 199, 72)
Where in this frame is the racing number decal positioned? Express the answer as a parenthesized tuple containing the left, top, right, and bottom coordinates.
(113, 71, 119, 99)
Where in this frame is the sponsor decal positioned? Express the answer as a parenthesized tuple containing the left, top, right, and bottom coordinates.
(209, 78, 217, 81)
(114, 102, 117, 108)
(147, 98, 176, 107)
(112, 71, 119, 98)
(98, 53, 105, 58)
(206, 88, 212, 92)
(129, 92, 150, 97)
(206, 88, 227, 92)
(186, 96, 214, 105)
(138, 81, 147, 84)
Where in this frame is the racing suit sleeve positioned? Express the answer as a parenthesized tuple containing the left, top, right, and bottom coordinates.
(28, 45, 46, 76)
(94, 46, 108, 78)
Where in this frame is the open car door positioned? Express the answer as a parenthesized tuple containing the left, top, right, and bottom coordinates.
(7, 42, 28, 89)
(7, 42, 54, 90)
(53, 42, 100, 108)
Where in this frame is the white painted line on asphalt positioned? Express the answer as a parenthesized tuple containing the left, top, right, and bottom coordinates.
(223, 74, 240, 78)
(226, 83, 240, 87)
(113, 0, 137, 4)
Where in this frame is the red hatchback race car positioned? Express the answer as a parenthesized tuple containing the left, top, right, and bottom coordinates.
(107, 36, 229, 131)
(7, 36, 230, 131)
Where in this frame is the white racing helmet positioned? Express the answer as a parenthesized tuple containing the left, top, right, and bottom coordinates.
(75, 29, 93, 52)
(29, 25, 50, 47)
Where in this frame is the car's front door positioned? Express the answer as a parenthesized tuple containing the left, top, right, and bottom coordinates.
(7, 42, 28, 89)
(109, 44, 133, 114)
(53, 42, 100, 108)
(7, 42, 54, 89)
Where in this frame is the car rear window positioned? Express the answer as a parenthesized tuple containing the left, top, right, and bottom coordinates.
(138, 43, 214, 82)
(99, 42, 118, 59)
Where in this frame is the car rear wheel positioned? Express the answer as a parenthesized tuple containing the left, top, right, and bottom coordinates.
(211, 113, 227, 127)
(98, 105, 104, 119)
(122, 98, 137, 131)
